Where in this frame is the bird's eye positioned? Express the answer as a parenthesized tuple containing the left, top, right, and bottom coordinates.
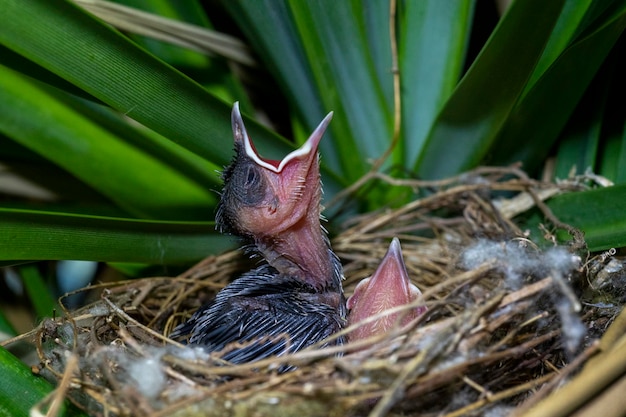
(232, 164, 265, 206)
(246, 167, 257, 186)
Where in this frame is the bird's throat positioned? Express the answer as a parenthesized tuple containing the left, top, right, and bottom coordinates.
(255, 215, 340, 292)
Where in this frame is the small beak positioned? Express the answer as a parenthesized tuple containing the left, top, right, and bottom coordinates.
(231, 102, 333, 173)
(347, 238, 427, 341)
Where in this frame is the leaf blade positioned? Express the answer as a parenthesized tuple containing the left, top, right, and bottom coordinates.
(0, 64, 215, 219)
(542, 185, 626, 251)
(400, 0, 476, 166)
(0, 208, 232, 264)
(0, 0, 290, 167)
(489, 3, 626, 172)
(415, 0, 566, 179)
(0, 346, 87, 417)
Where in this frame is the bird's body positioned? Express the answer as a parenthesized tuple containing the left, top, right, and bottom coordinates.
(174, 264, 344, 363)
(170, 103, 346, 364)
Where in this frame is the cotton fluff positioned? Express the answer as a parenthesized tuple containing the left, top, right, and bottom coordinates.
(461, 239, 585, 352)
(460, 239, 540, 287)
(128, 355, 166, 399)
(461, 240, 580, 286)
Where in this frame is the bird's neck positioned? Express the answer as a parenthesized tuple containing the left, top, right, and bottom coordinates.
(256, 214, 342, 293)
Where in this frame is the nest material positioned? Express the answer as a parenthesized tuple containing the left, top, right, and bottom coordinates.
(32, 166, 626, 417)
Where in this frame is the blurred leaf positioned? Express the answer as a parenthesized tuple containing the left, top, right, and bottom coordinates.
(0, 64, 215, 219)
(362, 1, 394, 114)
(553, 62, 612, 178)
(0, 346, 87, 417)
(592, 31, 626, 183)
(415, 0, 566, 179)
(288, 0, 393, 181)
(54, 91, 221, 193)
(19, 265, 59, 320)
(0, 312, 16, 338)
(0, 208, 232, 264)
(540, 185, 626, 251)
(105, 0, 213, 66)
(599, 110, 626, 183)
(490, 2, 626, 172)
(400, 0, 476, 166)
(525, 0, 594, 89)
(0, 0, 290, 167)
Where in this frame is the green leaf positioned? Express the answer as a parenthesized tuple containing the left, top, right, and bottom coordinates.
(0, 346, 87, 417)
(598, 107, 626, 183)
(19, 264, 59, 320)
(0, 64, 215, 219)
(54, 90, 221, 194)
(221, 1, 342, 173)
(0, 312, 16, 338)
(110, 0, 213, 66)
(224, 0, 394, 182)
(543, 185, 626, 251)
(489, 2, 626, 172)
(288, 0, 393, 181)
(0, 208, 233, 264)
(362, 0, 394, 115)
(0, 0, 291, 167)
(553, 65, 611, 179)
(525, 0, 594, 90)
(415, 0, 566, 179)
(400, 0, 476, 166)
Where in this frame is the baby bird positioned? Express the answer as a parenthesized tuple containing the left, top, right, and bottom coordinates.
(170, 103, 346, 364)
(347, 238, 427, 342)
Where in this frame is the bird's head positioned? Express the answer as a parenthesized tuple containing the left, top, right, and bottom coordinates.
(216, 103, 332, 238)
(347, 238, 427, 341)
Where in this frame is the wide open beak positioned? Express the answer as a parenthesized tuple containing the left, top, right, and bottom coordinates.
(231, 102, 332, 175)
(222, 102, 333, 236)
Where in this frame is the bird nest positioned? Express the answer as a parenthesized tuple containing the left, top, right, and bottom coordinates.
(32, 166, 626, 417)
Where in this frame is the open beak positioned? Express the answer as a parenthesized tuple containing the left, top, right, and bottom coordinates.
(219, 103, 333, 236)
(231, 102, 332, 174)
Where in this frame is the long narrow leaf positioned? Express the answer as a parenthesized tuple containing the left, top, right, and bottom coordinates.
(0, 64, 215, 219)
(553, 66, 611, 178)
(543, 185, 626, 251)
(0, 312, 16, 338)
(221, 1, 341, 173)
(489, 3, 626, 172)
(599, 98, 626, 183)
(400, 0, 475, 166)
(0, 208, 232, 264)
(55, 92, 221, 191)
(76, 0, 253, 107)
(19, 265, 59, 320)
(97, 0, 214, 66)
(525, 0, 594, 90)
(362, 1, 394, 115)
(415, 0, 566, 179)
(288, 0, 393, 181)
(0, 346, 86, 417)
(0, 0, 290, 166)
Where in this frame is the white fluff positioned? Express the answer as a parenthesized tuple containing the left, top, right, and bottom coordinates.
(461, 239, 585, 352)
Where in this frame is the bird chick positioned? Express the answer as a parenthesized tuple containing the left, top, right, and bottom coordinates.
(170, 103, 346, 365)
(347, 238, 426, 342)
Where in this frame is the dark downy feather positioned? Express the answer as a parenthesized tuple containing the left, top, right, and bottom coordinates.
(170, 264, 344, 365)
